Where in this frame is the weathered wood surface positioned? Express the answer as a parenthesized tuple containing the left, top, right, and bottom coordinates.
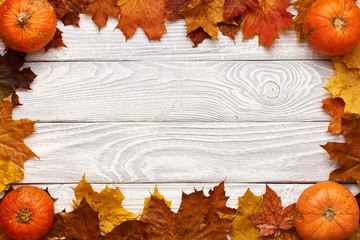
(29, 183, 359, 213)
(14, 61, 334, 122)
(21, 122, 342, 184)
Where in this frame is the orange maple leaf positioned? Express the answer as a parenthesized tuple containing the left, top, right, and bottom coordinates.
(242, 0, 293, 47)
(322, 98, 355, 134)
(116, 0, 167, 40)
(292, 0, 313, 42)
(179, 0, 228, 40)
(223, 0, 259, 19)
(249, 185, 296, 237)
(0, 96, 38, 168)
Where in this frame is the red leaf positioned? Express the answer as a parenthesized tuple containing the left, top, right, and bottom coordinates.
(223, 0, 259, 19)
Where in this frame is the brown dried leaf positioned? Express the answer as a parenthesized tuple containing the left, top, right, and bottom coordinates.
(218, 16, 242, 40)
(44, 29, 67, 51)
(48, 0, 71, 18)
(188, 28, 211, 47)
(322, 98, 355, 134)
(105, 221, 148, 240)
(223, 0, 259, 19)
(61, 0, 82, 27)
(292, 0, 314, 42)
(165, 0, 191, 20)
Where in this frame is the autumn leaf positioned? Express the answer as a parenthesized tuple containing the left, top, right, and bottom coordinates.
(322, 118, 360, 185)
(292, 0, 313, 41)
(179, 0, 228, 40)
(105, 221, 148, 240)
(73, 175, 138, 233)
(325, 60, 360, 114)
(339, 44, 360, 70)
(165, 0, 191, 20)
(116, 0, 167, 40)
(142, 182, 234, 239)
(242, 0, 293, 47)
(44, 29, 67, 51)
(223, 0, 259, 19)
(322, 98, 355, 134)
(249, 185, 296, 237)
(41, 213, 66, 240)
(142, 185, 171, 216)
(219, 16, 242, 40)
(72, 0, 120, 30)
(348, 224, 360, 240)
(48, 0, 71, 18)
(188, 28, 212, 47)
(0, 50, 36, 106)
(61, 0, 82, 27)
(61, 199, 101, 240)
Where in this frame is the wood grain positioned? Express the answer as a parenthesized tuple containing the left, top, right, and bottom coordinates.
(20, 183, 359, 213)
(21, 122, 342, 184)
(14, 61, 334, 122)
(0, 16, 325, 62)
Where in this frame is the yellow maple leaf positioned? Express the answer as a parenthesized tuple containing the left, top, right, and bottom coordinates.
(219, 188, 265, 240)
(73, 175, 138, 233)
(142, 185, 171, 216)
(179, 0, 227, 40)
(325, 60, 360, 114)
(339, 44, 360, 70)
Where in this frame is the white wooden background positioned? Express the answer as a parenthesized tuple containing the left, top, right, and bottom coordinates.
(4, 10, 358, 216)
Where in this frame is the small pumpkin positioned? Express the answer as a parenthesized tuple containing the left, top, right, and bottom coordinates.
(303, 0, 360, 56)
(0, 0, 57, 52)
(294, 181, 359, 240)
(0, 186, 55, 240)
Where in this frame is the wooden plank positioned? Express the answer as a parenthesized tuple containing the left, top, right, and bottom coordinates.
(14, 61, 334, 122)
(22, 183, 359, 213)
(0, 16, 326, 61)
(21, 122, 342, 184)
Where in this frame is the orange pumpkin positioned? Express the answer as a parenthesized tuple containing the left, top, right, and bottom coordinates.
(0, 186, 55, 240)
(0, 0, 57, 52)
(294, 181, 359, 240)
(303, 0, 360, 56)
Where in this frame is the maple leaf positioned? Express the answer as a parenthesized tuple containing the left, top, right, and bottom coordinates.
(223, 0, 259, 19)
(41, 213, 66, 240)
(325, 60, 360, 114)
(322, 98, 355, 134)
(0, 95, 38, 168)
(348, 224, 360, 240)
(292, 0, 313, 42)
(61, 0, 82, 27)
(179, 0, 228, 40)
(0, 160, 23, 193)
(339, 44, 360, 70)
(48, 0, 71, 18)
(165, 0, 191, 20)
(142, 182, 234, 239)
(219, 16, 242, 40)
(219, 188, 266, 240)
(0, 50, 36, 106)
(322, 118, 360, 185)
(241, 0, 293, 47)
(44, 29, 67, 51)
(188, 28, 211, 47)
(73, 175, 138, 233)
(116, 0, 167, 40)
(142, 185, 171, 216)
(249, 185, 296, 237)
(73, 0, 120, 30)
(61, 199, 101, 240)
(104, 221, 148, 240)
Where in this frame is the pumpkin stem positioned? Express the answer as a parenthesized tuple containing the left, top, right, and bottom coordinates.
(16, 12, 30, 29)
(333, 17, 347, 31)
(322, 208, 336, 221)
(16, 209, 32, 224)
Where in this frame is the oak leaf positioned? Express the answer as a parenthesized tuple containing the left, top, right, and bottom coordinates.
(223, 0, 259, 19)
(325, 60, 360, 114)
(219, 188, 266, 240)
(44, 29, 67, 51)
(322, 118, 360, 185)
(165, 0, 191, 20)
(61, 199, 101, 240)
(179, 0, 228, 40)
(249, 185, 296, 237)
(73, 175, 138, 233)
(241, 0, 293, 47)
(105, 221, 148, 240)
(116, 0, 167, 40)
(73, 0, 120, 29)
(322, 98, 355, 134)
(292, 0, 313, 41)
(142, 182, 234, 239)
(0, 50, 36, 106)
